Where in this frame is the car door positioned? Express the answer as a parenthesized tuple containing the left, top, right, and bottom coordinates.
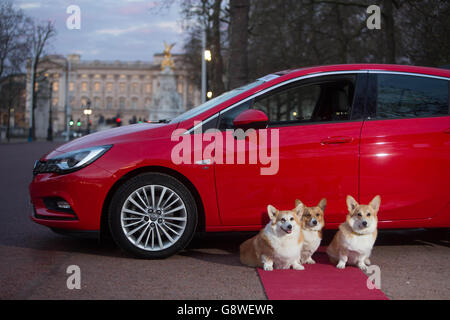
(360, 72, 450, 222)
(213, 73, 367, 228)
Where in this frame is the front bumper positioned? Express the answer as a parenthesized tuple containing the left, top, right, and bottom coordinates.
(29, 163, 116, 231)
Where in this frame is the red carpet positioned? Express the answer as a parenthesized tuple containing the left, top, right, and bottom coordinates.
(258, 249, 388, 300)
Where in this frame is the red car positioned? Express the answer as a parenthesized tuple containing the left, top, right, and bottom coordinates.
(30, 64, 450, 258)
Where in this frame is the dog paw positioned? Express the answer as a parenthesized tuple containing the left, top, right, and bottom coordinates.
(293, 263, 305, 271)
(336, 261, 346, 269)
(263, 264, 273, 271)
(358, 263, 368, 272)
(305, 258, 316, 264)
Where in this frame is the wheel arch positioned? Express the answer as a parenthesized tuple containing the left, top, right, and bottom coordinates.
(100, 166, 206, 241)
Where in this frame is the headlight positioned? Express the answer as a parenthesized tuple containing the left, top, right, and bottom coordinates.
(33, 145, 112, 175)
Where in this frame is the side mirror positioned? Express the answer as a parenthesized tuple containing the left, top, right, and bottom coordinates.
(233, 109, 269, 130)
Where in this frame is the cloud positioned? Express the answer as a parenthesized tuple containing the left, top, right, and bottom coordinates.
(16, 0, 183, 61)
(155, 21, 182, 34)
(118, 1, 159, 15)
(94, 20, 181, 37)
(95, 23, 151, 36)
(18, 2, 41, 9)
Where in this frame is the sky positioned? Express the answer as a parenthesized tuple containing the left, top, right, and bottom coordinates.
(13, 0, 185, 62)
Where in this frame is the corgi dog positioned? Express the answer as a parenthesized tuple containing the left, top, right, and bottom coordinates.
(296, 198, 326, 264)
(326, 195, 381, 271)
(240, 203, 305, 271)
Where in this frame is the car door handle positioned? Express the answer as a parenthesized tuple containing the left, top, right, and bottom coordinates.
(321, 136, 353, 145)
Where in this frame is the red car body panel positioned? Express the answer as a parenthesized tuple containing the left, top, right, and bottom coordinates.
(360, 117, 450, 221)
(29, 64, 450, 234)
(214, 121, 362, 227)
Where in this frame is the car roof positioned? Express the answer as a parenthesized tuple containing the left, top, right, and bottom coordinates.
(271, 64, 450, 82)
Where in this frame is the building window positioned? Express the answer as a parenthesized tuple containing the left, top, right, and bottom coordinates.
(145, 98, 151, 108)
(94, 82, 100, 92)
(132, 83, 138, 94)
(69, 82, 74, 91)
(81, 97, 88, 108)
(120, 83, 126, 94)
(93, 97, 100, 109)
(106, 97, 113, 109)
(177, 81, 183, 94)
(132, 98, 138, 109)
(52, 81, 59, 92)
(119, 97, 125, 109)
(145, 83, 151, 94)
(81, 82, 88, 92)
(106, 82, 113, 92)
(52, 97, 59, 107)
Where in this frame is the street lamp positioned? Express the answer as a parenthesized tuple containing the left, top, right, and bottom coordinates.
(64, 57, 71, 142)
(201, 29, 207, 104)
(204, 49, 212, 62)
(83, 100, 92, 134)
(46, 79, 53, 141)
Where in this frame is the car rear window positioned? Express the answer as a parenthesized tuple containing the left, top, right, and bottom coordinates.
(376, 74, 449, 119)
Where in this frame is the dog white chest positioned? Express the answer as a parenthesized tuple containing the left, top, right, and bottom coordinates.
(344, 233, 375, 257)
(302, 229, 321, 254)
(268, 232, 301, 268)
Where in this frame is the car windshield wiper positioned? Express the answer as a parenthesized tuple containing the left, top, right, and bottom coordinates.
(147, 119, 171, 123)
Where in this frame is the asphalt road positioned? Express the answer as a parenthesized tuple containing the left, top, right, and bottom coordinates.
(0, 141, 448, 300)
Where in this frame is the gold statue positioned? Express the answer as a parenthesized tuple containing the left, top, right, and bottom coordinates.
(161, 41, 176, 70)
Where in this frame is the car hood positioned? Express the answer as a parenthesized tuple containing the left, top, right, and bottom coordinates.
(44, 123, 177, 159)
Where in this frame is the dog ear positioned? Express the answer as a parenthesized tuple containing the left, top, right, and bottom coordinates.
(267, 205, 278, 221)
(295, 199, 303, 208)
(346, 195, 358, 213)
(369, 195, 381, 213)
(318, 198, 327, 212)
(294, 202, 305, 218)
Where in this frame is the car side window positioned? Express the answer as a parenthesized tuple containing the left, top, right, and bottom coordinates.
(376, 74, 449, 119)
(217, 75, 357, 130)
(253, 78, 355, 126)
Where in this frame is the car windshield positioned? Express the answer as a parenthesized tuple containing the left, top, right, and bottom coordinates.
(170, 80, 265, 123)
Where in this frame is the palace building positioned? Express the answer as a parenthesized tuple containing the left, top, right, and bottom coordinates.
(25, 52, 201, 138)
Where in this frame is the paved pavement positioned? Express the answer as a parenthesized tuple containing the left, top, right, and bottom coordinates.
(0, 141, 448, 299)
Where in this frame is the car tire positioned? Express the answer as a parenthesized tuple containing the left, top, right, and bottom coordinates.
(109, 173, 198, 259)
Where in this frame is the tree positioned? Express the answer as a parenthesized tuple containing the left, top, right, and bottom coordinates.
(228, 0, 249, 89)
(180, 0, 228, 95)
(398, 0, 450, 66)
(28, 20, 56, 140)
(167, 0, 450, 91)
(0, 74, 25, 141)
(211, 0, 226, 95)
(0, 1, 30, 78)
